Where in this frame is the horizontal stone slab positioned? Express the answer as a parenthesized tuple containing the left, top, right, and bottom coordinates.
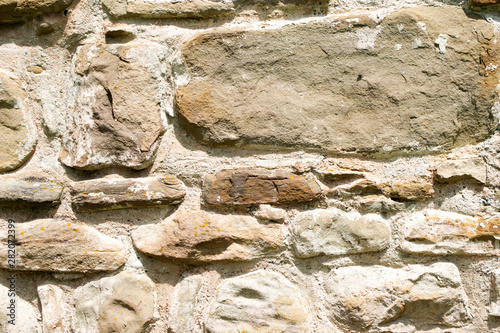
(0, 178, 63, 206)
(291, 208, 390, 258)
(0, 0, 72, 23)
(400, 210, 500, 255)
(131, 210, 284, 264)
(71, 175, 185, 212)
(203, 169, 321, 205)
(435, 158, 487, 184)
(176, 5, 497, 156)
(0, 219, 126, 272)
(324, 263, 469, 331)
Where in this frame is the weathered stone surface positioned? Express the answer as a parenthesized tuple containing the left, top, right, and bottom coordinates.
(176, 6, 497, 156)
(0, 72, 36, 172)
(132, 210, 284, 264)
(0, 219, 126, 272)
(71, 175, 185, 212)
(206, 270, 309, 332)
(60, 43, 166, 170)
(400, 210, 500, 255)
(38, 284, 71, 333)
(324, 263, 470, 331)
(169, 275, 203, 333)
(0, 284, 41, 332)
(203, 169, 321, 205)
(435, 158, 487, 184)
(75, 271, 155, 333)
(254, 204, 287, 223)
(0, 178, 63, 206)
(0, 0, 72, 23)
(488, 269, 500, 317)
(291, 208, 390, 258)
(103, 0, 235, 19)
(471, 0, 500, 6)
(357, 195, 405, 213)
(332, 178, 434, 200)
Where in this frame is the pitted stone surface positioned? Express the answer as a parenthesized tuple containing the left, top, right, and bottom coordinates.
(400, 210, 500, 255)
(0, 0, 72, 23)
(206, 270, 309, 333)
(74, 271, 155, 333)
(60, 43, 166, 170)
(291, 208, 390, 258)
(132, 210, 284, 264)
(0, 219, 126, 272)
(203, 169, 322, 205)
(71, 175, 185, 212)
(324, 263, 470, 331)
(0, 178, 63, 206)
(0, 72, 36, 172)
(176, 6, 497, 156)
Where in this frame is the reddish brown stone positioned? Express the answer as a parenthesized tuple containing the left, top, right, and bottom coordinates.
(203, 169, 321, 205)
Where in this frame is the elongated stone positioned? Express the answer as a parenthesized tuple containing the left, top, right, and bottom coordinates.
(176, 5, 497, 156)
(435, 158, 487, 184)
(0, 0, 72, 23)
(203, 169, 321, 205)
(71, 175, 185, 212)
(0, 219, 126, 272)
(132, 210, 284, 264)
(0, 178, 63, 206)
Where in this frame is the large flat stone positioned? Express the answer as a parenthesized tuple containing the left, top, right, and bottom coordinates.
(176, 6, 497, 156)
(435, 158, 487, 184)
(0, 0, 72, 23)
(0, 178, 63, 206)
(70, 175, 185, 212)
(291, 208, 390, 258)
(0, 72, 36, 172)
(0, 219, 126, 272)
(74, 272, 155, 333)
(324, 263, 470, 331)
(131, 210, 284, 264)
(203, 169, 321, 205)
(60, 43, 166, 170)
(206, 271, 309, 332)
(400, 210, 500, 255)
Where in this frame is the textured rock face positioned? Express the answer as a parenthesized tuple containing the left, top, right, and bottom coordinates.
(291, 208, 390, 258)
(324, 263, 470, 331)
(206, 271, 309, 332)
(0, 178, 63, 206)
(169, 276, 203, 332)
(75, 272, 155, 333)
(0, 72, 36, 172)
(400, 210, 500, 255)
(0, 219, 126, 272)
(435, 158, 487, 184)
(0, 0, 72, 23)
(38, 284, 71, 333)
(71, 175, 185, 212)
(60, 43, 166, 170)
(176, 5, 497, 156)
(132, 210, 284, 264)
(203, 169, 322, 205)
(0, 284, 41, 332)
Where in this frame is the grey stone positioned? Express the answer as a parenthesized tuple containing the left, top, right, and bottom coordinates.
(0, 178, 63, 206)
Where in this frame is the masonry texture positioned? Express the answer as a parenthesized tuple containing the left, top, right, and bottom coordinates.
(1, 0, 500, 332)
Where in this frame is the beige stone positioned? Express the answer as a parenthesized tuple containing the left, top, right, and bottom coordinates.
(254, 204, 287, 223)
(176, 6, 497, 156)
(291, 208, 390, 258)
(324, 263, 470, 331)
(435, 158, 487, 184)
(74, 271, 155, 333)
(70, 175, 185, 212)
(0, 72, 36, 172)
(356, 195, 405, 213)
(0, 219, 126, 272)
(38, 284, 71, 333)
(206, 270, 309, 333)
(0, 177, 63, 206)
(131, 210, 284, 264)
(203, 169, 322, 205)
(0, 283, 41, 332)
(332, 178, 434, 200)
(60, 43, 166, 170)
(0, 0, 72, 23)
(169, 275, 203, 332)
(400, 210, 500, 255)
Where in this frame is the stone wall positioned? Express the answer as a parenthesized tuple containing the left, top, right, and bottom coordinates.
(1, 0, 500, 331)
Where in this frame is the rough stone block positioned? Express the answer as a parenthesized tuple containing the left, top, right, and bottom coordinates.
(0, 219, 126, 272)
(0, 0, 72, 23)
(400, 210, 500, 255)
(70, 175, 185, 212)
(206, 270, 309, 332)
(0, 284, 41, 332)
(0, 178, 63, 206)
(38, 284, 71, 333)
(203, 169, 322, 205)
(176, 6, 497, 156)
(435, 158, 487, 184)
(132, 210, 284, 264)
(291, 208, 390, 258)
